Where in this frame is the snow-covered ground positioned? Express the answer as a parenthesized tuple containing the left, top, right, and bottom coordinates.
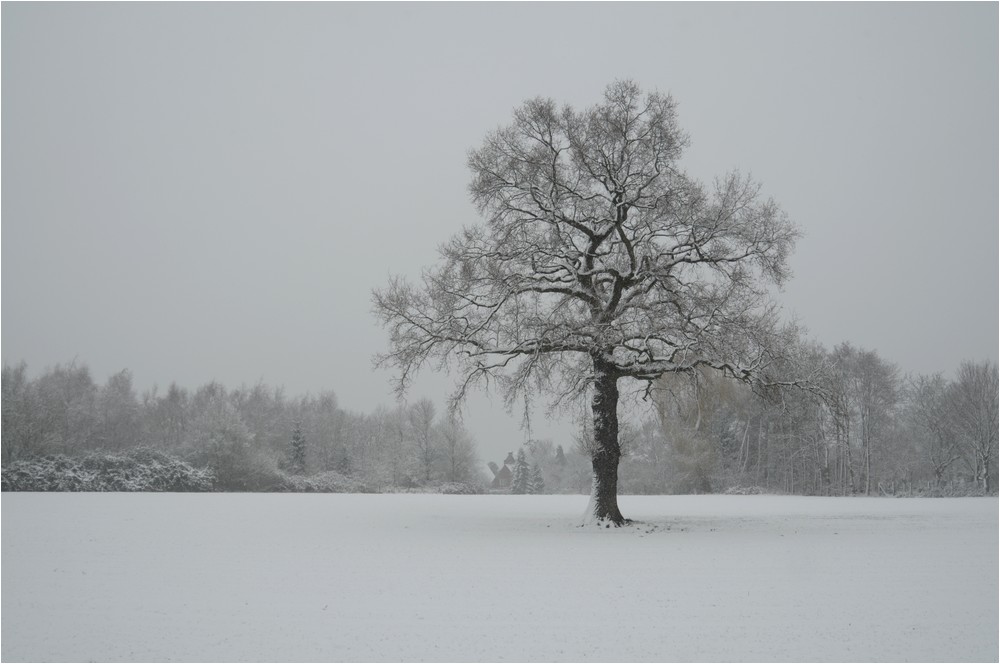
(2, 493, 996, 662)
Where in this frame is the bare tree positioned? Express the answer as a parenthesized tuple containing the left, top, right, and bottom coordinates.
(947, 360, 999, 493)
(824, 344, 899, 494)
(437, 418, 478, 483)
(31, 361, 99, 455)
(408, 399, 438, 484)
(142, 382, 189, 450)
(96, 369, 141, 451)
(384, 405, 411, 487)
(906, 374, 963, 488)
(374, 80, 798, 524)
(851, 348, 899, 495)
(2, 362, 35, 462)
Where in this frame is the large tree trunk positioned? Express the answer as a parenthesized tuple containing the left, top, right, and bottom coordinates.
(587, 356, 627, 525)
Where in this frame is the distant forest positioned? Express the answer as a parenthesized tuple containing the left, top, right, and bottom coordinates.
(2, 347, 997, 496)
(1, 362, 482, 493)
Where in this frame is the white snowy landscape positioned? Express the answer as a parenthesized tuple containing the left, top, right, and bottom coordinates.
(2, 4, 997, 663)
(2, 493, 996, 662)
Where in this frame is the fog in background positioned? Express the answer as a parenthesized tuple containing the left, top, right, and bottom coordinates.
(3, 3, 997, 463)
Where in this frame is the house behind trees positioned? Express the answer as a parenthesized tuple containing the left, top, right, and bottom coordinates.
(488, 452, 516, 490)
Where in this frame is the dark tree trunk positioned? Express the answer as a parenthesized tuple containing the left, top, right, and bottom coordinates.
(588, 355, 627, 525)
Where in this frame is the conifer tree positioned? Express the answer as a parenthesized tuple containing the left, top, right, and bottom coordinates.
(510, 448, 530, 494)
(290, 421, 307, 475)
(528, 463, 545, 494)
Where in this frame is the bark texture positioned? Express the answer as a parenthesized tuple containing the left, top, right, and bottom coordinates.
(590, 356, 626, 525)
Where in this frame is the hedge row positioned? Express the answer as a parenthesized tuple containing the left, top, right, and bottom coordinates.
(2, 449, 215, 492)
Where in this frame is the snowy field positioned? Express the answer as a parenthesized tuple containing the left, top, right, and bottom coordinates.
(2, 493, 997, 662)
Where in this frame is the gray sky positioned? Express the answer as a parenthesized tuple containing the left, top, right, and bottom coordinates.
(3, 2, 997, 463)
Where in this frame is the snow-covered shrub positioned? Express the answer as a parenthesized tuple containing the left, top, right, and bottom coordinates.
(79, 448, 215, 491)
(271, 470, 375, 493)
(439, 482, 483, 495)
(723, 485, 768, 495)
(892, 483, 990, 498)
(1, 455, 95, 491)
(1, 449, 215, 492)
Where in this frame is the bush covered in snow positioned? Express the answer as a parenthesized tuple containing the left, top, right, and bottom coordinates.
(723, 485, 769, 496)
(2, 453, 484, 494)
(270, 470, 375, 493)
(888, 483, 991, 498)
(1, 455, 95, 492)
(2, 449, 215, 492)
(439, 482, 483, 495)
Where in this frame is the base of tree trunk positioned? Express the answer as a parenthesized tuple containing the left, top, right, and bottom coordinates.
(590, 504, 628, 527)
(581, 503, 633, 528)
(588, 516, 634, 528)
(583, 467, 629, 527)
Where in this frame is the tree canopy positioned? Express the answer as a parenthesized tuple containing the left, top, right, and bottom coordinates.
(374, 80, 800, 523)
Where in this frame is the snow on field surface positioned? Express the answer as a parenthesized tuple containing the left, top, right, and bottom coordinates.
(2, 494, 997, 663)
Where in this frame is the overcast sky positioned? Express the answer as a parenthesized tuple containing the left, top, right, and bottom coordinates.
(3, 2, 997, 463)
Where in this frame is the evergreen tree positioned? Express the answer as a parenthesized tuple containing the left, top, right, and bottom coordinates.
(510, 448, 530, 494)
(528, 463, 545, 494)
(555, 444, 567, 466)
(290, 421, 307, 475)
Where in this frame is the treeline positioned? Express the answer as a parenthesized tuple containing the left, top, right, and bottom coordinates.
(1, 361, 484, 492)
(606, 345, 997, 497)
(3, 348, 997, 497)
